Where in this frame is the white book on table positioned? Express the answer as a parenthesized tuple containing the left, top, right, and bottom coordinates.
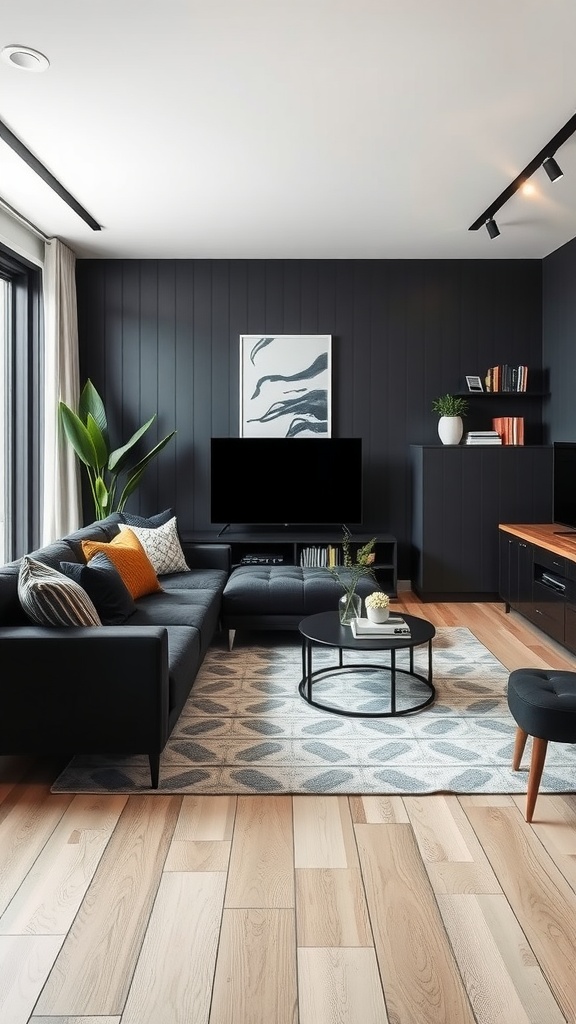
(352, 616, 411, 637)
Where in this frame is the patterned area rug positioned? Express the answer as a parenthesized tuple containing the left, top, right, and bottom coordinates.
(52, 627, 576, 795)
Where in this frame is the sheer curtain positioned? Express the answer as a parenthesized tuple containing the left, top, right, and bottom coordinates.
(42, 238, 82, 543)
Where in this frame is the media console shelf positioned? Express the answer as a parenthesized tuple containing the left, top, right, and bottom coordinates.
(185, 530, 398, 597)
(499, 523, 576, 653)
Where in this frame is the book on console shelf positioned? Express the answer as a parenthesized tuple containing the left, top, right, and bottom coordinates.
(464, 430, 502, 445)
(352, 616, 411, 638)
(492, 416, 524, 445)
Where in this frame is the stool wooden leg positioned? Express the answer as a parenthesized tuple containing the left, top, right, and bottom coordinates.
(512, 726, 528, 770)
(526, 737, 548, 823)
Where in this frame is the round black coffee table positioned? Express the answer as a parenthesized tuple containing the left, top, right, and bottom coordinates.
(298, 611, 436, 717)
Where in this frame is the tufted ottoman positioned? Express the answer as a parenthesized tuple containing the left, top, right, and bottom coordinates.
(221, 565, 378, 648)
(507, 667, 576, 822)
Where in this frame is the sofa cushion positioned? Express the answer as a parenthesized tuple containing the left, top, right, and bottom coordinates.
(27, 539, 80, 570)
(60, 552, 136, 625)
(160, 567, 228, 591)
(81, 529, 162, 600)
(18, 556, 102, 626)
(120, 508, 175, 529)
(118, 516, 189, 575)
(64, 513, 124, 551)
(130, 588, 214, 626)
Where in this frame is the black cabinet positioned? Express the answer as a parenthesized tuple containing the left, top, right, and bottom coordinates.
(498, 526, 576, 653)
(499, 533, 533, 616)
(411, 445, 553, 599)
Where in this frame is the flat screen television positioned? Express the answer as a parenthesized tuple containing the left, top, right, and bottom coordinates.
(553, 442, 576, 532)
(210, 437, 363, 526)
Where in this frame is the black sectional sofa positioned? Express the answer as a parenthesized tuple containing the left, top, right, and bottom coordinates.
(0, 513, 230, 787)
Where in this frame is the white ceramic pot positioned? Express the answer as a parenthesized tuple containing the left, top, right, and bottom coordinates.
(437, 415, 463, 445)
(366, 606, 390, 623)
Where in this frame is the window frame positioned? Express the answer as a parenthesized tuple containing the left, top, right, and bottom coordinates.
(0, 243, 43, 560)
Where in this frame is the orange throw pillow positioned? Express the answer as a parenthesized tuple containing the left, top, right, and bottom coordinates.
(81, 529, 162, 599)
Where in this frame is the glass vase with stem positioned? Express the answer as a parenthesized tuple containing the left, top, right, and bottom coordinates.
(327, 528, 378, 626)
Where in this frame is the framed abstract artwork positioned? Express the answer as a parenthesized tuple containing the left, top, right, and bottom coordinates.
(239, 334, 332, 437)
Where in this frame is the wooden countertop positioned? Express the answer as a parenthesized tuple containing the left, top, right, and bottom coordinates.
(499, 523, 576, 561)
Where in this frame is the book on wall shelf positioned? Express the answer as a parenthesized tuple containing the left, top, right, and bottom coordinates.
(492, 416, 524, 445)
(485, 364, 528, 393)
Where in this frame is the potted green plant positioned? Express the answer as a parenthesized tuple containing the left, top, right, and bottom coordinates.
(432, 393, 468, 445)
(59, 379, 176, 520)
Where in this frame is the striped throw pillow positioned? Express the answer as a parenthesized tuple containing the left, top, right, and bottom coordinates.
(18, 555, 101, 626)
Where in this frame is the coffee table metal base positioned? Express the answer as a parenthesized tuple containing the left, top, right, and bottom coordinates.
(298, 613, 435, 718)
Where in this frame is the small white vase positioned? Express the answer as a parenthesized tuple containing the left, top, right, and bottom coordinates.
(437, 415, 463, 446)
(366, 606, 389, 623)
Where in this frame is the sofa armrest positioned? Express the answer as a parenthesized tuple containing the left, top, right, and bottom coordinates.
(0, 625, 170, 755)
(182, 543, 231, 573)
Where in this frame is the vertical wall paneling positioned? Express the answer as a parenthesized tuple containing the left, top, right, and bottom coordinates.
(76, 259, 545, 574)
(174, 261, 194, 520)
(543, 236, 576, 442)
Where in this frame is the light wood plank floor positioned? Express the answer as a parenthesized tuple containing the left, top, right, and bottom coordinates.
(2, 594, 576, 1024)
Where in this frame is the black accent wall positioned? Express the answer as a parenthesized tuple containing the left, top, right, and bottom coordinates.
(543, 235, 576, 440)
(76, 259, 544, 575)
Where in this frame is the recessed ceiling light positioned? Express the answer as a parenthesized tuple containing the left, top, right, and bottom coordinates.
(1, 45, 50, 72)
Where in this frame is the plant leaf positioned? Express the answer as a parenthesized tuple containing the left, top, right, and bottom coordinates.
(94, 476, 109, 510)
(79, 379, 108, 439)
(114, 431, 176, 509)
(85, 413, 109, 471)
(108, 416, 155, 473)
(59, 403, 99, 468)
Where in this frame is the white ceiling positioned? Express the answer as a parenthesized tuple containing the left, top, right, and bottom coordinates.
(1, 0, 576, 260)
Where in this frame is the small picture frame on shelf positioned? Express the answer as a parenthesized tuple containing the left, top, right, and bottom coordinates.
(465, 375, 484, 392)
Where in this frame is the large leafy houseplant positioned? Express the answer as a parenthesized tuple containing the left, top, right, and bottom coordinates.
(59, 379, 176, 520)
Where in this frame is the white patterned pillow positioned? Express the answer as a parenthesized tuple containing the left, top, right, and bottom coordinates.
(118, 516, 189, 575)
(18, 556, 102, 626)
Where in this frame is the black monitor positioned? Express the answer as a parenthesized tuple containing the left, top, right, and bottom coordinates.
(210, 437, 363, 526)
(553, 442, 576, 532)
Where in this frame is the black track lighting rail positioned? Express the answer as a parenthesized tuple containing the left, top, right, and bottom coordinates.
(469, 111, 576, 231)
(0, 117, 102, 232)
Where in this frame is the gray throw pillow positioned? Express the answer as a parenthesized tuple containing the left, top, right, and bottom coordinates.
(18, 555, 101, 627)
(120, 508, 175, 529)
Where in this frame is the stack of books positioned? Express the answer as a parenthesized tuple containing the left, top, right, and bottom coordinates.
(351, 615, 411, 638)
(485, 364, 529, 392)
(464, 430, 502, 445)
(492, 416, 524, 445)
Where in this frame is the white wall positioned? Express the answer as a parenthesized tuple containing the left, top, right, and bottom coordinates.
(0, 206, 44, 266)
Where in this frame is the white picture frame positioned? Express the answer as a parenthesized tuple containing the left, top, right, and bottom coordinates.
(239, 334, 332, 437)
(466, 375, 484, 392)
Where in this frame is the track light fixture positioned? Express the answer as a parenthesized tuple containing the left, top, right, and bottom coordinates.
(542, 155, 563, 182)
(485, 218, 500, 239)
(469, 111, 576, 235)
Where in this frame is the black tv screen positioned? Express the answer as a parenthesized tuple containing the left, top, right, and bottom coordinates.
(211, 437, 363, 526)
(553, 442, 576, 529)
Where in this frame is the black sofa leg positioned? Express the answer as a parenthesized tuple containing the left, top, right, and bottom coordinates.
(149, 753, 160, 789)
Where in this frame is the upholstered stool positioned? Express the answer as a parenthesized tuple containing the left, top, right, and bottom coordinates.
(222, 565, 377, 648)
(507, 668, 576, 822)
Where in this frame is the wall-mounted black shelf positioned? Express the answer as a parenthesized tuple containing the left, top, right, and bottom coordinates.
(454, 392, 549, 398)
